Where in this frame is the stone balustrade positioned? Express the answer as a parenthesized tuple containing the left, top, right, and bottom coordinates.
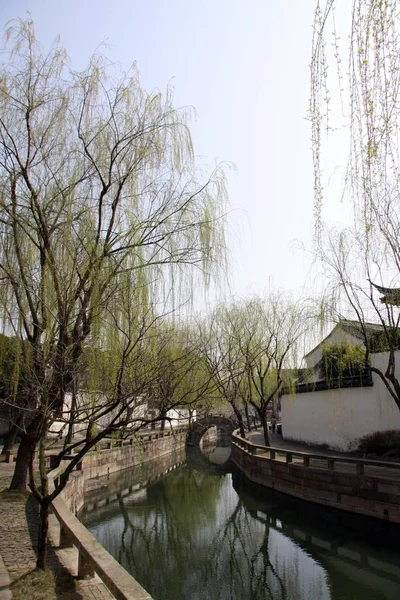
(47, 427, 188, 600)
(49, 472, 152, 600)
(231, 430, 400, 523)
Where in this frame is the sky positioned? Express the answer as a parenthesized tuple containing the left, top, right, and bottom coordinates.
(0, 0, 350, 306)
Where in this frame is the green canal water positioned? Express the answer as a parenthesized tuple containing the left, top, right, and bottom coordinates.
(80, 446, 400, 600)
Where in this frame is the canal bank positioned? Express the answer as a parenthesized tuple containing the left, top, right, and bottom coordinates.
(60, 427, 188, 515)
(81, 444, 400, 600)
(4, 424, 400, 600)
(0, 427, 189, 600)
(231, 430, 400, 525)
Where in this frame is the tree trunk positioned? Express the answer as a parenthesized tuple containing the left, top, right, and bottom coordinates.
(1, 420, 20, 455)
(65, 385, 77, 446)
(9, 411, 46, 490)
(9, 433, 36, 490)
(244, 404, 251, 432)
(261, 418, 270, 446)
(231, 404, 245, 438)
(36, 500, 49, 569)
(65, 413, 74, 447)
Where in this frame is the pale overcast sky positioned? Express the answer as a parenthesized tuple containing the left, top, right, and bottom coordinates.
(0, 0, 349, 304)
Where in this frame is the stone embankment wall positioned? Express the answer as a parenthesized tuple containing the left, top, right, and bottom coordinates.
(60, 429, 187, 514)
(231, 433, 400, 524)
(81, 430, 187, 481)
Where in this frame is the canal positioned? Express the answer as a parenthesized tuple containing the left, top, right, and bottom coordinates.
(80, 445, 400, 600)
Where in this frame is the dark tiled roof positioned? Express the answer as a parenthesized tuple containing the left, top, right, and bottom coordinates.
(370, 281, 400, 305)
(304, 319, 385, 359)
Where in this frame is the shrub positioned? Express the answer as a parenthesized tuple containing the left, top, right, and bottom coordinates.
(319, 342, 366, 383)
(369, 330, 400, 352)
(357, 430, 400, 456)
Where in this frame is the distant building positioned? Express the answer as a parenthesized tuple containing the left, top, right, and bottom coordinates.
(280, 320, 400, 452)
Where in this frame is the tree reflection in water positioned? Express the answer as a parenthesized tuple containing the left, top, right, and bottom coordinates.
(83, 449, 330, 600)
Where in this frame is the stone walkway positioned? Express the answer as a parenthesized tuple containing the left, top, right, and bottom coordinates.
(0, 462, 114, 600)
(247, 429, 400, 480)
(247, 429, 356, 456)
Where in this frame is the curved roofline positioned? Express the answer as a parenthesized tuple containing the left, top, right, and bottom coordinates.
(303, 319, 385, 359)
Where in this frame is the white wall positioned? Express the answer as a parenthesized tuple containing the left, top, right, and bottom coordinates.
(163, 407, 196, 428)
(281, 352, 400, 451)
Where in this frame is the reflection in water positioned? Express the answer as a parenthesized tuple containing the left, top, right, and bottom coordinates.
(81, 447, 400, 600)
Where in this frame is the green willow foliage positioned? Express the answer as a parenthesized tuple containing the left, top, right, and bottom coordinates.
(200, 295, 308, 443)
(0, 18, 228, 426)
(0, 334, 31, 400)
(310, 2, 400, 413)
(311, 0, 400, 238)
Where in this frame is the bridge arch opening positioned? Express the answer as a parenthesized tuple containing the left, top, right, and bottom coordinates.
(186, 416, 237, 456)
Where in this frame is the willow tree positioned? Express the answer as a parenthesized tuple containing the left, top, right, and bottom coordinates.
(0, 334, 31, 454)
(199, 304, 249, 437)
(147, 322, 215, 429)
(232, 296, 305, 445)
(29, 282, 197, 569)
(199, 296, 306, 443)
(310, 1, 400, 410)
(0, 18, 227, 493)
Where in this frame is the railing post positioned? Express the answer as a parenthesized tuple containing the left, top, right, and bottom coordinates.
(356, 462, 364, 477)
(78, 551, 95, 579)
(59, 525, 74, 548)
(270, 449, 275, 460)
(327, 459, 335, 471)
(303, 456, 310, 467)
(286, 453, 293, 464)
(5, 450, 14, 463)
(49, 454, 58, 469)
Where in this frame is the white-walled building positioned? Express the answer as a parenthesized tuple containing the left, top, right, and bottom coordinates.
(281, 321, 400, 451)
(49, 391, 196, 438)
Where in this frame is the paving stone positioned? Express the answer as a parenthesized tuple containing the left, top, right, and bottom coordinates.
(0, 551, 11, 600)
(0, 462, 116, 600)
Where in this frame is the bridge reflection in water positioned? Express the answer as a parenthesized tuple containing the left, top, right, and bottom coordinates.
(80, 444, 400, 600)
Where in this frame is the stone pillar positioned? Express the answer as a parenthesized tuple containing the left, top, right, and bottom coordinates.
(59, 525, 74, 548)
(78, 551, 95, 579)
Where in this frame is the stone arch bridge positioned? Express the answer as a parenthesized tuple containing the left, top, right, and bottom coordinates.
(187, 415, 237, 448)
